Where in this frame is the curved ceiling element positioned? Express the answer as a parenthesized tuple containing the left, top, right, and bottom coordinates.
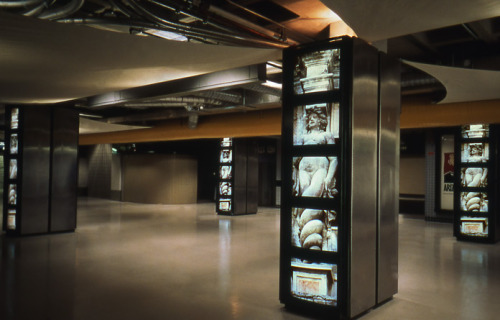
(79, 117, 149, 134)
(321, 0, 500, 42)
(405, 60, 500, 104)
(0, 11, 281, 104)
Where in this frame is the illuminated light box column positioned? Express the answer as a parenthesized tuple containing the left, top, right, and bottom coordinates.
(280, 36, 400, 319)
(3, 105, 78, 236)
(454, 124, 499, 243)
(216, 138, 258, 215)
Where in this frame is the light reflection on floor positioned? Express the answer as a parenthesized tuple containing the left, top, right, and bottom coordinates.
(1, 199, 499, 320)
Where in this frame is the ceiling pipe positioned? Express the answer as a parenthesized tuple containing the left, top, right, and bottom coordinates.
(0, 0, 42, 7)
(38, 0, 84, 20)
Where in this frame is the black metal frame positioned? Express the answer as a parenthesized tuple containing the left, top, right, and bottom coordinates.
(280, 36, 353, 317)
(216, 138, 235, 215)
(453, 125, 498, 243)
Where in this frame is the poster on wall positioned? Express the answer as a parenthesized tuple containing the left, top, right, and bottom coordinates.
(440, 135, 454, 210)
(293, 103, 339, 146)
(291, 207, 338, 252)
(8, 184, 17, 205)
(292, 156, 338, 198)
(219, 199, 232, 212)
(10, 134, 18, 155)
(7, 209, 16, 230)
(294, 49, 341, 94)
(219, 182, 232, 196)
(291, 258, 338, 306)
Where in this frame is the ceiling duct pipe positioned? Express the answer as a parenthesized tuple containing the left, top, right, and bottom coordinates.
(38, 0, 85, 20)
(0, 0, 42, 7)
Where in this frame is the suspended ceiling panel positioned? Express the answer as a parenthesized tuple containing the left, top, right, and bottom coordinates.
(0, 12, 281, 104)
(321, 0, 500, 42)
(405, 61, 500, 104)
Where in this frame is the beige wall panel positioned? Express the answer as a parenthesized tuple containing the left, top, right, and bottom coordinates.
(399, 156, 426, 195)
(122, 154, 197, 204)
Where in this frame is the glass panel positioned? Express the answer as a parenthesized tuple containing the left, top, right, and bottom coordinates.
(219, 199, 232, 212)
(461, 124, 489, 138)
(220, 149, 232, 163)
(461, 142, 489, 163)
(8, 184, 17, 205)
(291, 207, 338, 252)
(11, 108, 19, 130)
(460, 217, 488, 237)
(293, 103, 339, 146)
(294, 49, 341, 94)
(221, 138, 232, 147)
(219, 166, 232, 180)
(460, 192, 488, 212)
(9, 159, 17, 180)
(219, 182, 232, 196)
(461, 167, 487, 187)
(10, 134, 18, 155)
(291, 258, 338, 306)
(292, 156, 338, 198)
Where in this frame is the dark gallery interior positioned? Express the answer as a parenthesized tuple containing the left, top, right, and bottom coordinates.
(1, 1, 500, 319)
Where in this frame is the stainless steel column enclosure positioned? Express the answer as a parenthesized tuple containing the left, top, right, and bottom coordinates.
(280, 36, 400, 319)
(3, 105, 79, 236)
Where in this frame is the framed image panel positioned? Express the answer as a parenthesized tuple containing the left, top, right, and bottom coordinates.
(294, 49, 341, 94)
(292, 156, 339, 198)
(461, 167, 487, 187)
(10, 133, 19, 154)
(460, 217, 488, 237)
(461, 142, 489, 163)
(460, 192, 488, 212)
(219, 199, 232, 212)
(219, 182, 232, 196)
(9, 159, 18, 180)
(7, 209, 16, 230)
(221, 138, 232, 147)
(11, 107, 19, 130)
(291, 207, 338, 252)
(461, 124, 489, 138)
(291, 257, 338, 306)
(219, 165, 232, 180)
(293, 103, 340, 146)
(8, 184, 17, 205)
(220, 149, 233, 163)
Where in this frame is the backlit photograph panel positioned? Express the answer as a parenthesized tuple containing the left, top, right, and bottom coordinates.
(219, 182, 232, 196)
(11, 107, 19, 130)
(292, 156, 338, 198)
(293, 103, 339, 146)
(10, 134, 18, 154)
(461, 124, 489, 138)
(220, 165, 232, 180)
(460, 217, 488, 237)
(220, 149, 232, 163)
(7, 209, 16, 230)
(9, 159, 17, 180)
(221, 138, 232, 147)
(294, 49, 340, 94)
(460, 192, 488, 212)
(461, 142, 489, 162)
(291, 258, 337, 306)
(461, 167, 487, 187)
(219, 199, 232, 212)
(8, 184, 17, 205)
(291, 207, 338, 252)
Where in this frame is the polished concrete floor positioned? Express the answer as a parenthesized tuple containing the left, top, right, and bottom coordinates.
(1, 198, 499, 320)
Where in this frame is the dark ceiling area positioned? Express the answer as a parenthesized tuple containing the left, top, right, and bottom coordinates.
(1, 0, 500, 128)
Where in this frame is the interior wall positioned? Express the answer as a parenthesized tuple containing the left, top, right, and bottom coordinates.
(400, 156, 426, 195)
(122, 154, 197, 204)
(87, 144, 112, 199)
